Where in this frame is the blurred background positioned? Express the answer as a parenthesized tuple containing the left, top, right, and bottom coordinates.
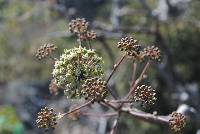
(0, 0, 200, 134)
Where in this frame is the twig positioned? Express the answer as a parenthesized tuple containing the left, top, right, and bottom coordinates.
(106, 54, 126, 84)
(59, 100, 93, 119)
(106, 100, 134, 104)
(81, 112, 118, 117)
(126, 61, 150, 99)
(102, 100, 119, 110)
(130, 62, 137, 88)
(103, 100, 169, 125)
(110, 113, 120, 134)
(121, 107, 169, 125)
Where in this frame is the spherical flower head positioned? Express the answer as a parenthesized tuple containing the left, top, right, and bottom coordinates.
(117, 37, 141, 57)
(82, 77, 108, 102)
(69, 18, 89, 34)
(143, 46, 161, 61)
(35, 44, 57, 60)
(36, 107, 57, 131)
(133, 85, 156, 106)
(79, 30, 97, 42)
(169, 112, 186, 133)
(52, 46, 104, 99)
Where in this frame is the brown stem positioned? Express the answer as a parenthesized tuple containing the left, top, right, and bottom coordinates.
(103, 100, 169, 125)
(102, 100, 119, 110)
(81, 112, 118, 117)
(121, 107, 169, 125)
(107, 100, 134, 103)
(130, 62, 137, 88)
(106, 54, 126, 84)
(110, 114, 120, 134)
(126, 60, 150, 99)
(60, 100, 93, 118)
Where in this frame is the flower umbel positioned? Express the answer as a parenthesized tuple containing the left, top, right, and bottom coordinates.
(82, 77, 107, 102)
(52, 46, 104, 99)
(36, 107, 57, 131)
(35, 44, 57, 60)
(143, 46, 161, 61)
(169, 112, 186, 133)
(117, 37, 141, 57)
(79, 30, 97, 41)
(69, 18, 89, 34)
(133, 85, 156, 106)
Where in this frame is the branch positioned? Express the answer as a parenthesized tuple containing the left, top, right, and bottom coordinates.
(110, 114, 120, 134)
(81, 112, 118, 117)
(106, 54, 126, 84)
(59, 100, 93, 119)
(121, 107, 169, 125)
(126, 61, 151, 99)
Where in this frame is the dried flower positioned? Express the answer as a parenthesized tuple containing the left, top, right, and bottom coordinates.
(169, 112, 186, 133)
(69, 18, 89, 34)
(133, 85, 156, 106)
(143, 46, 161, 61)
(52, 46, 104, 99)
(35, 44, 57, 60)
(36, 107, 57, 131)
(117, 37, 141, 57)
(82, 77, 107, 101)
(49, 79, 59, 95)
(79, 30, 97, 41)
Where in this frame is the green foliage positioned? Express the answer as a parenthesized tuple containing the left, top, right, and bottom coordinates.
(0, 105, 24, 134)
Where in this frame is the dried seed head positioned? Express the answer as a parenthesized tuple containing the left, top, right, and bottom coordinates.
(117, 37, 141, 57)
(49, 79, 59, 95)
(78, 30, 97, 42)
(69, 18, 89, 34)
(82, 77, 107, 102)
(36, 107, 57, 131)
(133, 85, 156, 106)
(169, 112, 186, 133)
(143, 46, 161, 61)
(35, 44, 57, 60)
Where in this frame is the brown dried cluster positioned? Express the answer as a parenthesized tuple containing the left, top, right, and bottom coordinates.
(169, 112, 186, 133)
(143, 46, 161, 61)
(117, 37, 141, 57)
(133, 85, 156, 106)
(69, 18, 89, 34)
(79, 30, 97, 41)
(82, 77, 107, 101)
(49, 79, 59, 95)
(36, 107, 57, 131)
(35, 44, 57, 60)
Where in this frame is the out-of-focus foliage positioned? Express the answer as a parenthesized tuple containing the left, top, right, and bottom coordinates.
(0, 105, 24, 134)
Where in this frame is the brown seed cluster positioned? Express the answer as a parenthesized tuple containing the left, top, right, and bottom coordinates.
(82, 77, 107, 102)
(169, 112, 186, 133)
(133, 85, 156, 106)
(69, 18, 89, 34)
(49, 79, 59, 95)
(35, 44, 57, 60)
(36, 107, 57, 131)
(117, 37, 141, 57)
(79, 30, 97, 41)
(143, 46, 161, 61)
